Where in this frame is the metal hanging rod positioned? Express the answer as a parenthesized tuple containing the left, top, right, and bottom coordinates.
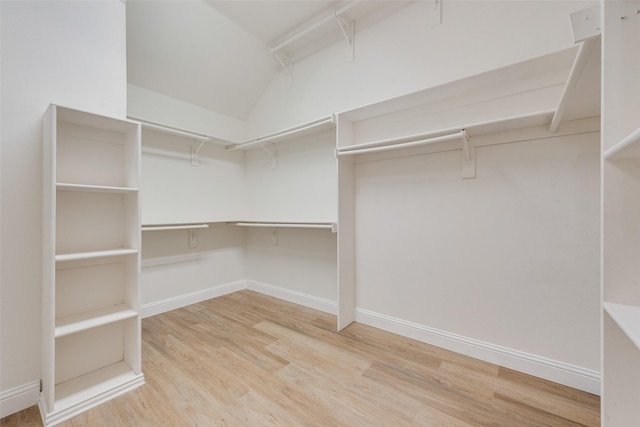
(336, 130, 468, 157)
(270, 1, 361, 53)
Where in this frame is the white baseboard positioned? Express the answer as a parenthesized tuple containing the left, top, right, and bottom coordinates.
(140, 281, 599, 395)
(354, 308, 600, 395)
(246, 280, 338, 315)
(141, 280, 247, 318)
(0, 380, 40, 419)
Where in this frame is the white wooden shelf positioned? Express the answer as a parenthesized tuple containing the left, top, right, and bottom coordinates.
(42, 104, 143, 426)
(604, 302, 640, 351)
(52, 361, 144, 416)
(55, 305, 138, 338)
(56, 183, 138, 194)
(231, 221, 337, 233)
(55, 248, 138, 262)
(142, 224, 209, 231)
(603, 128, 640, 160)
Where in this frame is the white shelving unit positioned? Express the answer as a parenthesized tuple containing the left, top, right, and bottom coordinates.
(40, 105, 144, 427)
(601, 2, 640, 424)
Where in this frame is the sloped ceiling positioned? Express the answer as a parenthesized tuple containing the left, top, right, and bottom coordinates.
(127, 1, 412, 121)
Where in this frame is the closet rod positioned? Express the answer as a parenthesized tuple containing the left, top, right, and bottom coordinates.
(270, 2, 361, 53)
(233, 222, 337, 231)
(128, 116, 210, 141)
(142, 224, 209, 231)
(336, 130, 467, 157)
(226, 116, 334, 151)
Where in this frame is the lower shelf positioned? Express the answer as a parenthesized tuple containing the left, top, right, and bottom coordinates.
(41, 362, 144, 427)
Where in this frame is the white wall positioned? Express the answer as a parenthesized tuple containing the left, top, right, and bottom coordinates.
(354, 131, 600, 372)
(139, 128, 247, 317)
(141, 129, 245, 225)
(0, 0, 127, 413)
(246, 0, 596, 137)
(141, 225, 245, 316)
(245, 227, 338, 306)
(243, 129, 338, 223)
(242, 128, 339, 309)
(128, 84, 246, 143)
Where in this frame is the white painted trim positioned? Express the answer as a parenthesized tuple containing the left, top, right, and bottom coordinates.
(141, 282, 599, 394)
(140, 280, 246, 318)
(39, 374, 144, 427)
(246, 280, 338, 315)
(0, 380, 40, 418)
(354, 308, 601, 395)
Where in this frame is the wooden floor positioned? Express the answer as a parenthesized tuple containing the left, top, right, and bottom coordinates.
(2, 290, 600, 426)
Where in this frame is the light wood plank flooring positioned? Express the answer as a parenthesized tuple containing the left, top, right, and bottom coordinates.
(1, 290, 600, 426)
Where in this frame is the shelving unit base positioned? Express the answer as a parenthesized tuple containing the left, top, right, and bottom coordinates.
(39, 362, 144, 427)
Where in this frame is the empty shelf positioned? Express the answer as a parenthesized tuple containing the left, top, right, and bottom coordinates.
(53, 361, 144, 415)
(55, 249, 138, 262)
(604, 302, 640, 350)
(55, 305, 138, 338)
(56, 183, 138, 193)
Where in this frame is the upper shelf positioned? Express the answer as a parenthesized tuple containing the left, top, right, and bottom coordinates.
(336, 44, 600, 149)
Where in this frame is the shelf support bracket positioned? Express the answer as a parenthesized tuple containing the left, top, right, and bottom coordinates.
(461, 130, 475, 179)
(191, 138, 206, 166)
(189, 229, 198, 248)
(274, 52, 293, 88)
(334, 14, 355, 62)
(258, 142, 277, 169)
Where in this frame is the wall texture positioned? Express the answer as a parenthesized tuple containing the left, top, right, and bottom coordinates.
(1, 0, 127, 413)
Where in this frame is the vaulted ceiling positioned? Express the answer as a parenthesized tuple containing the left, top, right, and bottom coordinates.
(126, 1, 412, 120)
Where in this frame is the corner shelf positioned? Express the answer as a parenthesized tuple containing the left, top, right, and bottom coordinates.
(55, 305, 138, 338)
(603, 128, 640, 160)
(604, 302, 640, 351)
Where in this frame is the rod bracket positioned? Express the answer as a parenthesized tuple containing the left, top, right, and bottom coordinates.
(461, 130, 475, 179)
(334, 14, 355, 62)
(258, 142, 277, 169)
(274, 52, 293, 88)
(191, 138, 206, 166)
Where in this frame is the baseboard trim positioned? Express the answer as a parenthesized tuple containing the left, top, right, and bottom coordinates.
(246, 280, 338, 315)
(354, 308, 600, 395)
(137, 282, 599, 395)
(141, 280, 247, 319)
(39, 374, 144, 427)
(0, 380, 40, 419)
